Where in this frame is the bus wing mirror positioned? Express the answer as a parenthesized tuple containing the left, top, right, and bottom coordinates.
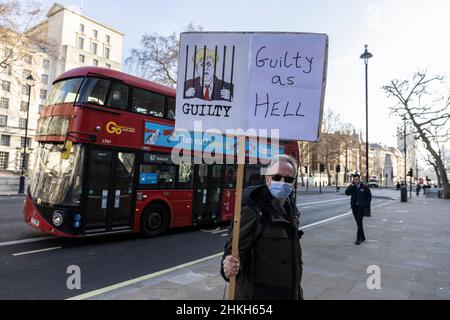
(61, 141, 72, 160)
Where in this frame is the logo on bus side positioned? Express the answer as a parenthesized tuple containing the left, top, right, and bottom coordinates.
(106, 121, 136, 135)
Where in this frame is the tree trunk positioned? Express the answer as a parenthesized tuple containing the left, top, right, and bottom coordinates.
(299, 172, 305, 187)
(409, 114, 450, 199)
(436, 158, 450, 199)
(431, 162, 442, 187)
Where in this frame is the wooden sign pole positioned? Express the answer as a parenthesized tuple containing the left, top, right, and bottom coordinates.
(228, 135, 246, 300)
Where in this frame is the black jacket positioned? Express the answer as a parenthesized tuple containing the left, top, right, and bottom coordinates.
(184, 76, 234, 101)
(345, 183, 372, 209)
(220, 185, 303, 300)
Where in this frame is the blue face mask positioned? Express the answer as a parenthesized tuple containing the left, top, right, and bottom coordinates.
(269, 181, 294, 199)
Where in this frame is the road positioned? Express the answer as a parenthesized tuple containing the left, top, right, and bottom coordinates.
(0, 189, 398, 299)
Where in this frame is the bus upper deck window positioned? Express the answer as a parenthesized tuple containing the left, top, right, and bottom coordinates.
(132, 88, 164, 117)
(107, 83, 129, 110)
(167, 97, 176, 120)
(78, 78, 110, 106)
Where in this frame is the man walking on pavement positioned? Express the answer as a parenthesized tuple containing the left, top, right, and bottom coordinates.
(345, 173, 372, 245)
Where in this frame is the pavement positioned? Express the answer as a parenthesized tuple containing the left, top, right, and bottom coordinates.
(65, 194, 450, 300)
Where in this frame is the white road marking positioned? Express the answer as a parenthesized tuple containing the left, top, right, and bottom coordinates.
(66, 252, 223, 300)
(0, 236, 54, 248)
(200, 228, 228, 234)
(66, 200, 394, 300)
(12, 246, 62, 256)
(300, 212, 352, 230)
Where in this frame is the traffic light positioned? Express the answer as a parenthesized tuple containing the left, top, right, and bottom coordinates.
(336, 165, 341, 173)
(408, 168, 413, 177)
(320, 164, 325, 173)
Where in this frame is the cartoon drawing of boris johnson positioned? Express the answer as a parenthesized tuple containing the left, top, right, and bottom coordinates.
(184, 47, 234, 102)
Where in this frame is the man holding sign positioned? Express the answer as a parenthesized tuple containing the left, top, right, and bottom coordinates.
(220, 155, 303, 300)
(176, 32, 327, 300)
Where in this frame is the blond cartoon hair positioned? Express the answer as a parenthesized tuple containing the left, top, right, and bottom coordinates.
(193, 47, 218, 64)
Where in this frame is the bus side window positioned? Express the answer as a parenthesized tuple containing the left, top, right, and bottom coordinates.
(139, 164, 159, 189)
(78, 78, 110, 105)
(167, 97, 176, 120)
(107, 83, 129, 110)
(159, 165, 175, 189)
(132, 88, 164, 117)
(224, 165, 237, 189)
(177, 163, 193, 189)
(139, 164, 175, 189)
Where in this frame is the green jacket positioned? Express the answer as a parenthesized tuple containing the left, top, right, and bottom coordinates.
(220, 185, 303, 300)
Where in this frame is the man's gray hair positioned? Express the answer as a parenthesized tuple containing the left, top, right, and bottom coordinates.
(267, 154, 298, 177)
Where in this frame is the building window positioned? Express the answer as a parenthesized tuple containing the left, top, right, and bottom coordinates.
(105, 35, 110, 44)
(0, 135, 10, 146)
(21, 137, 31, 148)
(79, 54, 85, 63)
(24, 54, 32, 64)
(0, 115, 7, 126)
(0, 97, 9, 108)
(90, 42, 98, 55)
(0, 152, 9, 170)
(93, 59, 99, 66)
(77, 37, 84, 50)
(20, 101, 28, 112)
(104, 47, 110, 59)
(19, 118, 27, 129)
(42, 59, 50, 69)
(79, 24, 85, 33)
(106, 63, 111, 69)
(1, 80, 10, 92)
(22, 85, 30, 96)
(93, 29, 98, 39)
(38, 104, 44, 114)
(40, 89, 47, 99)
(0, 115, 7, 127)
(41, 74, 49, 85)
(1, 64, 12, 75)
(23, 69, 31, 80)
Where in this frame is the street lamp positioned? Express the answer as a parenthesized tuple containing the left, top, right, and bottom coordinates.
(18, 74, 35, 194)
(360, 45, 373, 184)
(403, 116, 407, 187)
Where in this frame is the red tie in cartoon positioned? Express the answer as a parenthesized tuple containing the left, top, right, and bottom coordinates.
(203, 85, 210, 101)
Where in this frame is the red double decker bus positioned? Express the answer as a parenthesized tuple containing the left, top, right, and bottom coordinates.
(24, 67, 298, 238)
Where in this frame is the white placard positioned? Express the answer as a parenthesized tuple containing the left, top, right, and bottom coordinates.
(176, 32, 328, 141)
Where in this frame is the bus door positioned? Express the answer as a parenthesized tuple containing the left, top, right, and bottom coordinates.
(192, 164, 223, 224)
(84, 148, 136, 233)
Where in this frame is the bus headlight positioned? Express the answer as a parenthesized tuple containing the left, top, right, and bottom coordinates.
(52, 211, 64, 227)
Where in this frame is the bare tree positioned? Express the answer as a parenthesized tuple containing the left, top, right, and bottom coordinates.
(312, 109, 356, 186)
(419, 150, 442, 186)
(0, 0, 52, 68)
(297, 141, 312, 186)
(383, 71, 450, 199)
(126, 23, 203, 87)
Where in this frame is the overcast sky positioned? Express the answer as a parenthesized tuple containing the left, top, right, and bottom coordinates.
(46, 0, 450, 148)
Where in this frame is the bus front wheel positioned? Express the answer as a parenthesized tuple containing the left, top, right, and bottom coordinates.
(141, 204, 169, 237)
